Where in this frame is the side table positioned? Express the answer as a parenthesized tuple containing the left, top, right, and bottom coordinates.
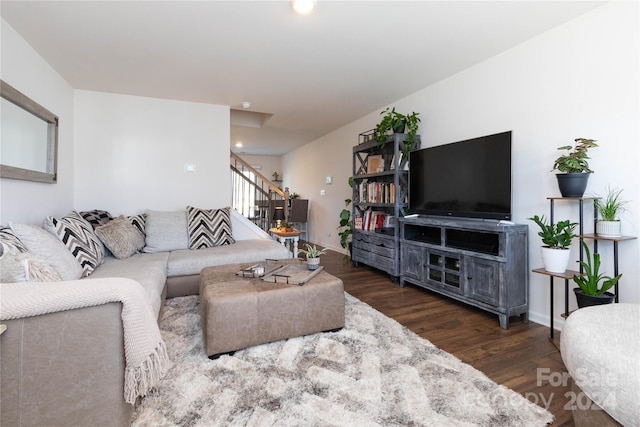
(269, 228, 301, 258)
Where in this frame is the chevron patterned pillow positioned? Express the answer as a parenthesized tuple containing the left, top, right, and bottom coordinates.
(187, 206, 235, 249)
(43, 211, 105, 277)
(128, 214, 146, 235)
(0, 225, 29, 253)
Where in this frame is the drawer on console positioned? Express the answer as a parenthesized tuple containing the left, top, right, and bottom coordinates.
(353, 232, 395, 258)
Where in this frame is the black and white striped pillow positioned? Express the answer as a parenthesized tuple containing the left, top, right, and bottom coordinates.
(128, 214, 146, 235)
(0, 225, 29, 253)
(44, 211, 105, 276)
(186, 206, 235, 249)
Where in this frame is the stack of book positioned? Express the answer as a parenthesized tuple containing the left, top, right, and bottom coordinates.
(353, 210, 394, 231)
(357, 181, 396, 204)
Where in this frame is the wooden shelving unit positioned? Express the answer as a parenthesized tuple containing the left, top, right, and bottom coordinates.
(351, 133, 420, 278)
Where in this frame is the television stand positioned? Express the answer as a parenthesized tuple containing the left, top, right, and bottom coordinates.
(399, 216, 528, 329)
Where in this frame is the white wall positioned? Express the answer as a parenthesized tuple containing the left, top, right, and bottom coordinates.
(284, 1, 639, 330)
(0, 18, 75, 224)
(237, 154, 282, 183)
(73, 90, 230, 216)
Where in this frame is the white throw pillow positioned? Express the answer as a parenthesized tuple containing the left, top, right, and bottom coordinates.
(143, 210, 189, 253)
(9, 223, 84, 280)
(0, 242, 62, 283)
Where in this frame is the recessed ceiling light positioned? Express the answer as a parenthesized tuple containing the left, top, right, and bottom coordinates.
(241, 101, 251, 109)
(291, 0, 316, 15)
(235, 142, 243, 147)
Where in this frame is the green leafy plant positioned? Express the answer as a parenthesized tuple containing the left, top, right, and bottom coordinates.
(337, 177, 353, 251)
(374, 107, 404, 144)
(338, 198, 352, 249)
(595, 187, 628, 221)
(528, 215, 577, 249)
(573, 241, 622, 296)
(272, 171, 280, 181)
(552, 138, 598, 173)
(279, 220, 293, 230)
(374, 108, 421, 155)
(299, 243, 328, 259)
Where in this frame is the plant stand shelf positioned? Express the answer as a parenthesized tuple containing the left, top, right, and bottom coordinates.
(535, 197, 636, 340)
(532, 267, 582, 339)
(578, 234, 637, 302)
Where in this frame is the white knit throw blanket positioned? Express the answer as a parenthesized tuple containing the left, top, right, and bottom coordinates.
(0, 278, 169, 404)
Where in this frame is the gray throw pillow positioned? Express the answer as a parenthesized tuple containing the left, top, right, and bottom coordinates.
(143, 210, 189, 253)
(9, 223, 84, 280)
(95, 215, 145, 259)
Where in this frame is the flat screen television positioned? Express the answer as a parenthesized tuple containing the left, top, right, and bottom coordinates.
(409, 131, 512, 220)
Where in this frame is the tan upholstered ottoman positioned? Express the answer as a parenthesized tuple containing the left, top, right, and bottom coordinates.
(200, 260, 345, 358)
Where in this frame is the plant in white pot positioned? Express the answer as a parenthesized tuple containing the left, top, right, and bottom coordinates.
(551, 138, 598, 198)
(594, 187, 628, 237)
(572, 241, 621, 308)
(529, 215, 577, 273)
(299, 244, 328, 270)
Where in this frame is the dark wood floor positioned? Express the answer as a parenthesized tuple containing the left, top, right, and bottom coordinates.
(319, 247, 574, 427)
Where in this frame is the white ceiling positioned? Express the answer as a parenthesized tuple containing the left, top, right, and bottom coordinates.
(1, 1, 605, 155)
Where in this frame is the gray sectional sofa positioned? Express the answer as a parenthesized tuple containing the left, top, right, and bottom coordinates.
(0, 207, 290, 427)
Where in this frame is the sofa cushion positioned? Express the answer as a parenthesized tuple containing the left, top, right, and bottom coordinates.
(89, 252, 169, 318)
(187, 206, 235, 249)
(0, 225, 28, 253)
(167, 239, 290, 277)
(9, 223, 84, 280)
(80, 210, 113, 229)
(143, 210, 188, 253)
(43, 211, 105, 277)
(95, 216, 145, 260)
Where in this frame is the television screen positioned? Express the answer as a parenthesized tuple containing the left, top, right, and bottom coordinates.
(409, 131, 512, 220)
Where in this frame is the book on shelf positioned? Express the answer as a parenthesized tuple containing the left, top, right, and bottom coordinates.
(354, 216, 363, 230)
(356, 210, 389, 231)
(357, 181, 396, 204)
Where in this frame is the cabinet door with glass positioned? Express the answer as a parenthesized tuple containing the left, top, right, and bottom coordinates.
(426, 249, 463, 295)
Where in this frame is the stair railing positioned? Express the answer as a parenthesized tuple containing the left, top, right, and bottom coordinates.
(230, 152, 284, 232)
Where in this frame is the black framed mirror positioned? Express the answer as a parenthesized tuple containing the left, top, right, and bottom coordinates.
(1, 80, 58, 183)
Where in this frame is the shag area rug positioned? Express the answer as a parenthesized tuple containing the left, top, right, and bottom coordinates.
(131, 294, 553, 426)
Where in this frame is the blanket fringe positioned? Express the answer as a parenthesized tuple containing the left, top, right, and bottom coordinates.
(124, 340, 170, 404)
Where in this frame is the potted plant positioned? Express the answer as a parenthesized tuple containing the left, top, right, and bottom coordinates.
(551, 137, 598, 197)
(529, 214, 577, 273)
(572, 241, 621, 307)
(374, 108, 421, 157)
(594, 187, 628, 237)
(299, 244, 328, 270)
